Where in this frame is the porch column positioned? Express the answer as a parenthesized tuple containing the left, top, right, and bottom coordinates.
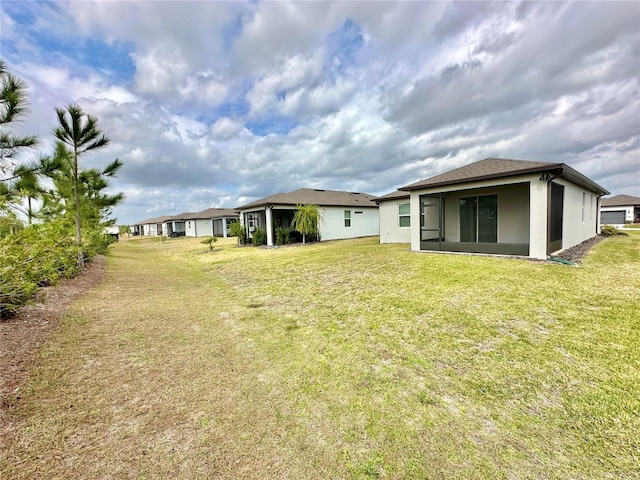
(529, 180, 548, 259)
(222, 218, 228, 238)
(265, 206, 274, 246)
(410, 192, 421, 251)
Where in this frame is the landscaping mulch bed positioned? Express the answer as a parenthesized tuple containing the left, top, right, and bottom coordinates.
(0, 255, 106, 447)
(550, 235, 605, 264)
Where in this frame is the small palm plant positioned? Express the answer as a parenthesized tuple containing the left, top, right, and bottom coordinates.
(201, 236, 218, 251)
(292, 204, 322, 244)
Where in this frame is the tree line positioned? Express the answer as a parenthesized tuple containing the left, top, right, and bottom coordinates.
(1, 59, 124, 315)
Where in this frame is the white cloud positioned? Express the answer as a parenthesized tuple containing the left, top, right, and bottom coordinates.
(211, 118, 244, 140)
(1, 0, 638, 225)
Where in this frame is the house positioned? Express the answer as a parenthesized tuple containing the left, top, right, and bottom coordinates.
(600, 194, 640, 226)
(237, 188, 379, 246)
(376, 190, 411, 243)
(104, 225, 120, 241)
(131, 216, 166, 236)
(184, 208, 239, 238)
(398, 158, 609, 259)
(131, 214, 180, 236)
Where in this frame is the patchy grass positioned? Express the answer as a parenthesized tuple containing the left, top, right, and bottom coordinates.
(2, 235, 639, 479)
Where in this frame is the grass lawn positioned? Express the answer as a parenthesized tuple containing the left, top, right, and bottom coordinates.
(2, 235, 639, 479)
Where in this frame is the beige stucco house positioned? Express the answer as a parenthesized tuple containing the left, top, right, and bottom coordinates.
(398, 158, 609, 259)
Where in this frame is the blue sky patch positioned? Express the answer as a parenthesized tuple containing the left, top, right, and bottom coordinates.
(246, 116, 297, 136)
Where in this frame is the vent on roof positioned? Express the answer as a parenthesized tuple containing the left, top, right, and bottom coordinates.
(314, 189, 325, 192)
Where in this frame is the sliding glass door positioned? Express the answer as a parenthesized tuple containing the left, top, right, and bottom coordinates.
(460, 194, 497, 243)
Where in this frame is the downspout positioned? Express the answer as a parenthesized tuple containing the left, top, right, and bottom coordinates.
(596, 194, 605, 235)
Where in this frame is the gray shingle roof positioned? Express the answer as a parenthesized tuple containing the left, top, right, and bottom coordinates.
(184, 208, 239, 220)
(601, 194, 640, 207)
(237, 188, 378, 209)
(400, 157, 608, 195)
(375, 190, 411, 202)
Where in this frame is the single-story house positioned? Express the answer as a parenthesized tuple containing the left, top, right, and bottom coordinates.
(104, 225, 120, 241)
(600, 194, 640, 226)
(131, 213, 190, 237)
(398, 157, 609, 259)
(164, 212, 195, 237)
(376, 190, 411, 244)
(131, 215, 170, 236)
(237, 188, 379, 246)
(184, 208, 239, 238)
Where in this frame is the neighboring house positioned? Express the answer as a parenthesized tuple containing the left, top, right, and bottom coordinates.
(237, 188, 379, 246)
(132, 215, 175, 236)
(184, 208, 239, 238)
(600, 194, 640, 226)
(104, 225, 120, 241)
(131, 216, 159, 236)
(164, 212, 195, 237)
(376, 190, 411, 244)
(399, 158, 609, 259)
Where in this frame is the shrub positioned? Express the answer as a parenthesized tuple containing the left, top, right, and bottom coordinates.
(228, 221, 246, 245)
(0, 217, 115, 316)
(600, 224, 627, 236)
(275, 227, 290, 246)
(252, 227, 266, 246)
(201, 236, 218, 251)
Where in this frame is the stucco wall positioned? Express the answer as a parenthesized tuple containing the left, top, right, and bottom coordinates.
(185, 219, 197, 237)
(379, 200, 411, 244)
(320, 206, 379, 241)
(195, 219, 213, 237)
(553, 178, 599, 252)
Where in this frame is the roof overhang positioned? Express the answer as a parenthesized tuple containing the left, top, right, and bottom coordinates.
(400, 163, 609, 196)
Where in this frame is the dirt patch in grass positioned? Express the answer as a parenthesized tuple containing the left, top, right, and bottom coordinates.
(0, 255, 106, 448)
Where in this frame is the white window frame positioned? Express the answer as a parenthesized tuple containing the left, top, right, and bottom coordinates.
(398, 202, 411, 228)
(344, 210, 351, 228)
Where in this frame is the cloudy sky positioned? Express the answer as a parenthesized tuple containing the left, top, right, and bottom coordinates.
(2, 1, 639, 225)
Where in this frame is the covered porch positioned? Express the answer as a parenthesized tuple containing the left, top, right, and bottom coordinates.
(241, 207, 299, 245)
(418, 182, 531, 256)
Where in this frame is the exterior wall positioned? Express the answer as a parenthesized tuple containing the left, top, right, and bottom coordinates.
(379, 200, 411, 243)
(553, 178, 599, 252)
(195, 219, 213, 237)
(319, 206, 379, 241)
(185, 219, 197, 237)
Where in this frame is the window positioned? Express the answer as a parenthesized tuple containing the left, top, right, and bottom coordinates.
(582, 192, 586, 222)
(590, 195, 593, 221)
(460, 195, 497, 243)
(344, 210, 351, 227)
(399, 202, 410, 227)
